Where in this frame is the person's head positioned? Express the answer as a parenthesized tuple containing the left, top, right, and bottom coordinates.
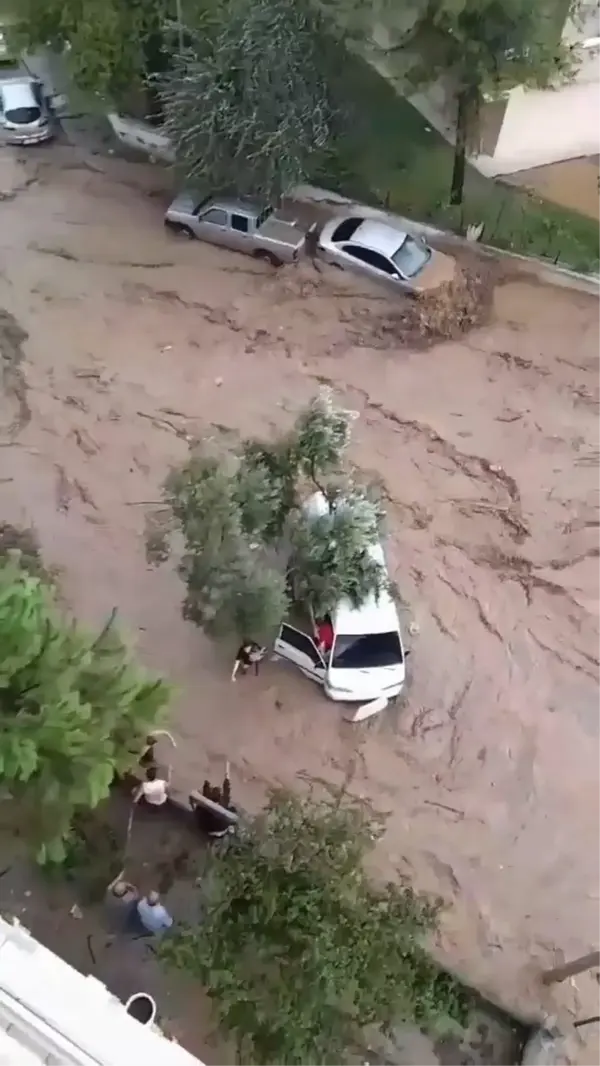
(147, 890, 160, 906)
(146, 766, 157, 782)
(241, 639, 252, 651)
(112, 880, 129, 898)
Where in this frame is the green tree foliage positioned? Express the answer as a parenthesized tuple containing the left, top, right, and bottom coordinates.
(161, 790, 469, 1064)
(369, 0, 580, 205)
(289, 486, 389, 617)
(148, 390, 394, 641)
(154, 0, 333, 200)
(0, 558, 170, 862)
(9, 0, 173, 100)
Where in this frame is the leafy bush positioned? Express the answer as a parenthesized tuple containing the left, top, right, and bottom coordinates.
(161, 790, 469, 1064)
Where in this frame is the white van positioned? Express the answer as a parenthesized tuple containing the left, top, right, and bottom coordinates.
(273, 492, 406, 705)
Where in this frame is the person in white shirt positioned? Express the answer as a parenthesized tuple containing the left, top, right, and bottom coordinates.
(133, 766, 170, 806)
(136, 890, 174, 935)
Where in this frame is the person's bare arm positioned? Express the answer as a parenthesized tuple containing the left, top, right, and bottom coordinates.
(132, 783, 144, 802)
(107, 868, 125, 890)
(231, 658, 241, 681)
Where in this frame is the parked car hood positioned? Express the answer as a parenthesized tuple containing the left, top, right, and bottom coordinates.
(325, 661, 405, 701)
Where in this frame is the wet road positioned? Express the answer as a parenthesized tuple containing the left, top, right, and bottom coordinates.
(0, 141, 598, 1051)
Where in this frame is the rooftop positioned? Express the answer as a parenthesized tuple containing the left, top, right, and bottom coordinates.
(0, 916, 205, 1066)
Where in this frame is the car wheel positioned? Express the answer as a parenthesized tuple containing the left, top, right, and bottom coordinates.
(164, 220, 194, 239)
(253, 249, 282, 267)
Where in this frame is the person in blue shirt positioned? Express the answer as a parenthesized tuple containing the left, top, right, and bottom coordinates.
(136, 890, 174, 935)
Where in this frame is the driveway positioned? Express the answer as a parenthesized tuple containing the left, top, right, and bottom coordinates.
(0, 139, 598, 1057)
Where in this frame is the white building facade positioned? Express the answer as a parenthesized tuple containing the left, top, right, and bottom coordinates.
(0, 916, 205, 1066)
(410, 0, 600, 175)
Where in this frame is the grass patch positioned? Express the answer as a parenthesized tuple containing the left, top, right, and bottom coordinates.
(313, 51, 600, 274)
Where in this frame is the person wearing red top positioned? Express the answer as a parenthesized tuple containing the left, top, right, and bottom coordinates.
(315, 617, 334, 655)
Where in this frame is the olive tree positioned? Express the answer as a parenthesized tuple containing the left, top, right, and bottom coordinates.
(154, 0, 334, 200)
(147, 389, 395, 641)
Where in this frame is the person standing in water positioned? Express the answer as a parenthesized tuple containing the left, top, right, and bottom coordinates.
(231, 641, 265, 681)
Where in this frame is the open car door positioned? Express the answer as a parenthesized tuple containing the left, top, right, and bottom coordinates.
(273, 623, 326, 685)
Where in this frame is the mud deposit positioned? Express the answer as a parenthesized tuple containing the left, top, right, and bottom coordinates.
(0, 144, 598, 1051)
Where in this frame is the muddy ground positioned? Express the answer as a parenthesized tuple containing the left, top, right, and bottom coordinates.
(0, 142, 598, 1055)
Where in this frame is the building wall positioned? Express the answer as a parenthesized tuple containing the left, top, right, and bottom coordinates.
(476, 72, 600, 175)
(409, 1, 600, 176)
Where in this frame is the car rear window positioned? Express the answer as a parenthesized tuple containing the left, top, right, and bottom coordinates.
(332, 217, 363, 242)
(5, 106, 40, 124)
(256, 206, 273, 227)
(331, 631, 403, 669)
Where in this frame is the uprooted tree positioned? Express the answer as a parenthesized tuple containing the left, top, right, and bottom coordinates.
(161, 789, 469, 1064)
(0, 553, 170, 863)
(147, 389, 395, 641)
(154, 0, 334, 201)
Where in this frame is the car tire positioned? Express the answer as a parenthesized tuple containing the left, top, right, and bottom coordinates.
(164, 220, 194, 239)
(253, 249, 282, 267)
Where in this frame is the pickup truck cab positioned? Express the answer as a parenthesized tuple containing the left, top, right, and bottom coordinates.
(274, 492, 406, 712)
(164, 193, 306, 266)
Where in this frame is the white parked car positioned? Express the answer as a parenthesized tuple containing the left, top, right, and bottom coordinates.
(0, 76, 54, 145)
(274, 492, 406, 710)
(318, 214, 456, 295)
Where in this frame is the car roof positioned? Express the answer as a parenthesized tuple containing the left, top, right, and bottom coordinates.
(0, 78, 38, 107)
(350, 220, 408, 258)
(333, 540, 400, 635)
(209, 196, 267, 215)
(301, 491, 401, 637)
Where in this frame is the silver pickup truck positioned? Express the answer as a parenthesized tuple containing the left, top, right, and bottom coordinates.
(164, 193, 306, 266)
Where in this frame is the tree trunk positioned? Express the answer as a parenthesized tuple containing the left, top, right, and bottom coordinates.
(541, 950, 600, 986)
(450, 89, 470, 207)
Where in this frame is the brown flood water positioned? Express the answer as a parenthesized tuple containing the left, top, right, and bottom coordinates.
(0, 144, 598, 1055)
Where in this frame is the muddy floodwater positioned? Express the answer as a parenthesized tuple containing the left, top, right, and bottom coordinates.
(0, 144, 598, 1050)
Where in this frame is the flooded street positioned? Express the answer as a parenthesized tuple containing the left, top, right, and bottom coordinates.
(0, 143, 598, 1041)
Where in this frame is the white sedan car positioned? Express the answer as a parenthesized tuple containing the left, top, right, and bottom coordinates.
(318, 215, 457, 295)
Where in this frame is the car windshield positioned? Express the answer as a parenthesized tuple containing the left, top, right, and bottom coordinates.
(5, 106, 40, 124)
(192, 196, 211, 215)
(331, 631, 403, 670)
(391, 235, 431, 278)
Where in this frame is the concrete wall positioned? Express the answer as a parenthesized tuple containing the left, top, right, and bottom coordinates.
(476, 72, 600, 175)
(107, 112, 175, 163)
(477, 37, 600, 174)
